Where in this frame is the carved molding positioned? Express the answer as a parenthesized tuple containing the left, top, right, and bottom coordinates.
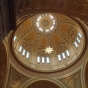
(85, 60, 88, 88)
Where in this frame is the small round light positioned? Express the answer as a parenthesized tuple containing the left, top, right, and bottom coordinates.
(39, 27, 43, 32)
(53, 20, 55, 25)
(50, 26, 54, 30)
(45, 29, 49, 32)
(37, 16, 41, 21)
(37, 22, 39, 27)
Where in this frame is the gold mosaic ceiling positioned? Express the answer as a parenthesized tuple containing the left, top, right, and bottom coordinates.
(12, 13, 85, 72)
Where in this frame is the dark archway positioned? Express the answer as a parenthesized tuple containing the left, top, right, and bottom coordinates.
(27, 80, 60, 88)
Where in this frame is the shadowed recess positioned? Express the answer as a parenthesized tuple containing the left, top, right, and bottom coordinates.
(0, 42, 7, 88)
(27, 80, 60, 88)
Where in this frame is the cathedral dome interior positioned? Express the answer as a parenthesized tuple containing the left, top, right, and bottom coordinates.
(0, 0, 88, 88)
(12, 13, 85, 72)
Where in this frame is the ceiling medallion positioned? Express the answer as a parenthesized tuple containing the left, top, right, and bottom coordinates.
(45, 47, 53, 54)
(36, 14, 56, 33)
(43, 20, 49, 26)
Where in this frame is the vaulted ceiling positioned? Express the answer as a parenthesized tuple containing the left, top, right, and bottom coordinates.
(0, 0, 88, 88)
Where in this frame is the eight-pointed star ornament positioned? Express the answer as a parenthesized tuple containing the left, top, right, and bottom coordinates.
(45, 47, 53, 54)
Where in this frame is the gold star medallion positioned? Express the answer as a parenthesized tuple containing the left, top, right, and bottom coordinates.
(45, 47, 53, 54)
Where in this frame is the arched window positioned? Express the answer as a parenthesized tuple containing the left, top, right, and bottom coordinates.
(46, 57, 50, 63)
(22, 49, 26, 56)
(26, 52, 30, 58)
(37, 56, 40, 63)
(19, 46, 23, 52)
(58, 55, 61, 61)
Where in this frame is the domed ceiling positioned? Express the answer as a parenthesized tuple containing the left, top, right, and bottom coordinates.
(12, 13, 85, 72)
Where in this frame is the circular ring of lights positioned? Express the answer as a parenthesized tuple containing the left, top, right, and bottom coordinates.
(36, 14, 56, 33)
